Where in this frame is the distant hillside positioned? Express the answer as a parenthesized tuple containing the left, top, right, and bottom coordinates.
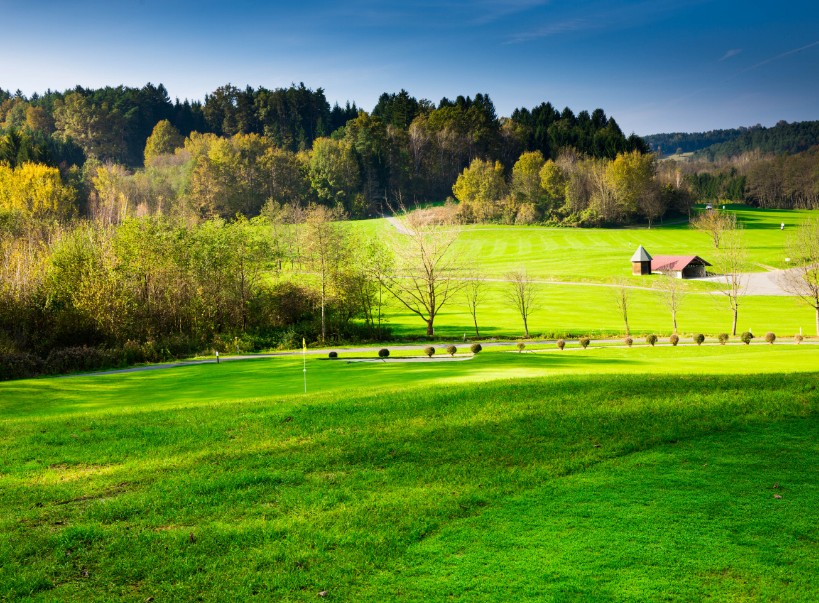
(645, 120, 819, 160)
(695, 120, 819, 159)
(643, 127, 753, 156)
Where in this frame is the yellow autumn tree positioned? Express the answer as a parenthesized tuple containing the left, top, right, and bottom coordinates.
(0, 162, 77, 218)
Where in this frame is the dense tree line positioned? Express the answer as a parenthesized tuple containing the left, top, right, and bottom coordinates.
(450, 149, 692, 227)
(1, 84, 643, 213)
(671, 146, 819, 209)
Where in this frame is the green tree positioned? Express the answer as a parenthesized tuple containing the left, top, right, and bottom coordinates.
(452, 158, 507, 222)
(144, 120, 183, 164)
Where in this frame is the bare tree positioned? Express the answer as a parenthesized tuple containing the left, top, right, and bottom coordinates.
(462, 269, 486, 338)
(382, 208, 465, 337)
(715, 227, 748, 336)
(780, 218, 819, 336)
(612, 280, 631, 337)
(656, 276, 685, 334)
(504, 269, 539, 338)
(691, 209, 736, 249)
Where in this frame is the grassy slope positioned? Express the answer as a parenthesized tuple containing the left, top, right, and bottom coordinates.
(1, 347, 817, 601)
(350, 206, 819, 338)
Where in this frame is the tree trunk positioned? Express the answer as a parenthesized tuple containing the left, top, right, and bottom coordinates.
(473, 314, 480, 338)
(672, 313, 677, 334)
(815, 306, 819, 338)
(523, 316, 529, 339)
(731, 308, 738, 336)
(426, 318, 434, 337)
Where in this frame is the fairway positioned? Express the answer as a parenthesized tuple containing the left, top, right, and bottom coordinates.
(1, 346, 817, 601)
(349, 206, 819, 339)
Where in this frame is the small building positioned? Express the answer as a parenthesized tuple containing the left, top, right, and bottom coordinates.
(651, 255, 711, 279)
(630, 245, 653, 275)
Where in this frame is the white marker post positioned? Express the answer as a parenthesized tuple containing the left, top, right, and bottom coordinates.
(302, 338, 307, 394)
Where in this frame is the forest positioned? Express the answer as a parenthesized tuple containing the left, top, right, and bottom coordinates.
(2, 82, 819, 377)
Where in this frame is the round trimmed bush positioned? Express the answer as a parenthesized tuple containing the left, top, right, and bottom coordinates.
(718, 333, 729, 345)
(556, 339, 566, 350)
(579, 337, 590, 349)
(446, 345, 457, 356)
(740, 331, 754, 345)
(624, 337, 633, 347)
(795, 334, 804, 344)
(694, 333, 705, 346)
(378, 348, 390, 358)
(646, 334, 658, 346)
(328, 351, 338, 359)
(423, 346, 435, 357)
(470, 343, 482, 354)
(516, 342, 526, 353)
(669, 334, 679, 346)
(765, 332, 776, 344)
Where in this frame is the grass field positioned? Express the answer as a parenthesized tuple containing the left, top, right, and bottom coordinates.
(347, 206, 819, 338)
(1, 346, 818, 601)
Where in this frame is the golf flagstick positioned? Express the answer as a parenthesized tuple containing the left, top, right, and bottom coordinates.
(302, 338, 307, 393)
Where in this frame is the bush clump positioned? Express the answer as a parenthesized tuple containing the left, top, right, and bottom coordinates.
(740, 331, 754, 345)
(556, 339, 565, 350)
(718, 333, 729, 345)
(0, 352, 44, 381)
(694, 334, 705, 346)
(45, 346, 119, 375)
(765, 332, 776, 344)
(446, 345, 457, 356)
(424, 346, 435, 357)
(646, 334, 658, 346)
(328, 351, 338, 359)
(470, 343, 482, 354)
(579, 337, 590, 349)
(516, 342, 526, 353)
(669, 334, 679, 346)
(624, 337, 633, 347)
(378, 348, 390, 358)
(795, 334, 804, 344)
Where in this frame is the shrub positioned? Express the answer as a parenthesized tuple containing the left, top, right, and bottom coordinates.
(718, 333, 729, 345)
(446, 345, 457, 356)
(795, 334, 804, 344)
(579, 337, 590, 349)
(328, 351, 338, 359)
(646, 334, 658, 346)
(765, 332, 776, 344)
(556, 339, 565, 350)
(44, 346, 119, 375)
(669, 334, 679, 346)
(0, 352, 44, 381)
(694, 334, 705, 346)
(741, 331, 754, 345)
(378, 348, 390, 358)
(424, 346, 435, 357)
(516, 342, 526, 353)
(470, 343, 482, 354)
(623, 337, 633, 347)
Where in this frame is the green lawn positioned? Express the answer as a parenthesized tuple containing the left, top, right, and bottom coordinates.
(1, 346, 817, 601)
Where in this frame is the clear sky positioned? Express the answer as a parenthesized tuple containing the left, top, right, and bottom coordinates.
(2, 0, 818, 135)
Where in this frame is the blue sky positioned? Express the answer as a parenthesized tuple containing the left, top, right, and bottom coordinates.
(2, 0, 818, 135)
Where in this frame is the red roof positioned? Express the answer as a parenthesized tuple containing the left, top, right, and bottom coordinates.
(651, 255, 711, 272)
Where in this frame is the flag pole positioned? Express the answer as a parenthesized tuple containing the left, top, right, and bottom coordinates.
(302, 338, 307, 394)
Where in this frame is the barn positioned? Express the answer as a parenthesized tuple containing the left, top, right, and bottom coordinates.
(630, 246, 711, 279)
(651, 255, 711, 279)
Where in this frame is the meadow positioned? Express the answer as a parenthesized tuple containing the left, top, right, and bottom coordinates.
(350, 206, 819, 339)
(1, 345, 818, 601)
